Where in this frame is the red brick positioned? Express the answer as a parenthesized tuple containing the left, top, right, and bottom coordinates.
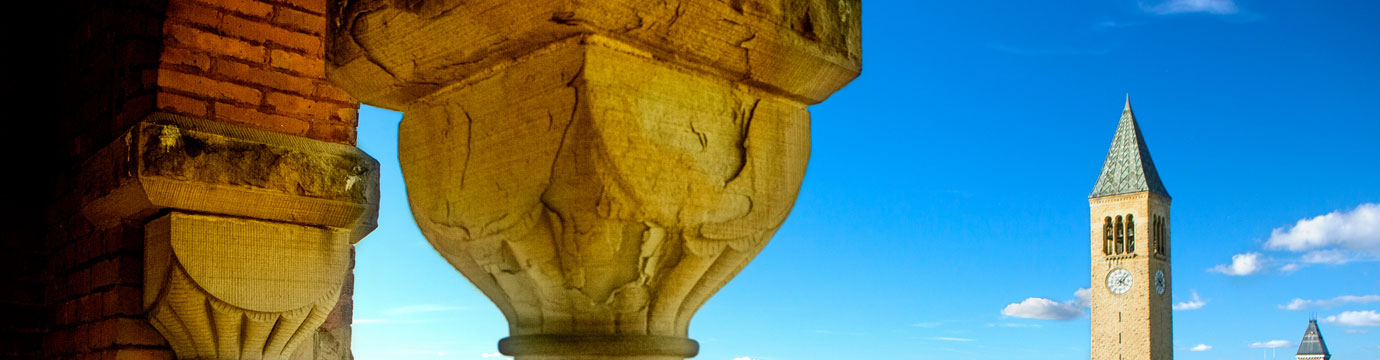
(214, 102, 310, 136)
(55, 300, 77, 326)
(156, 92, 209, 117)
(213, 59, 314, 95)
(116, 94, 157, 133)
(79, 294, 102, 322)
(159, 46, 211, 72)
(105, 223, 141, 254)
(91, 259, 118, 289)
(115, 318, 167, 346)
(77, 234, 100, 264)
(157, 69, 262, 105)
(164, 23, 266, 63)
(103, 286, 142, 316)
(114, 255, 142, 286)
(69, 269, 91, 297)
(222, 15, 321, 55)
(114, 348, 174, 360)
(306, 123, 356, 145)
(74, 324, 92, 352)
(272, 6, 325, 35)
(335, 105, 359, 125)
(189, 0, 272, 18)
(268, 49, 324, 77)
(166, 0, 221, 28)
(279, 0, 327, 15)
(313, 82, 356, 104)
(91, 319, 117, 349)
(264, 91, 336, 121)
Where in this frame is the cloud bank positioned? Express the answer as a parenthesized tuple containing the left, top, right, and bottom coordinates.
(1142, 0, 1239, 15)
(1173, 290, 1207, 311)
(1249, 340, 1290, 348)
(1265, 203, 1380, 252)
(1001, 288, 1090, 320)
(1322, 310, 1380, 327)
(1209, 252, 1265, 275)
(1280, 295, 1380, 310)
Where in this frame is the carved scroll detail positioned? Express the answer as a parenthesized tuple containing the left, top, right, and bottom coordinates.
(144, 212, 351, 359)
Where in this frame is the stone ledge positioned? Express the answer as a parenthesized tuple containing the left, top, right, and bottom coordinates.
(327, 0, 861, 108)
(78, 112, 379, 241)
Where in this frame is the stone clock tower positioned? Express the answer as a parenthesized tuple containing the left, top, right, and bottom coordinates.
(1089, 96, 1173, 360)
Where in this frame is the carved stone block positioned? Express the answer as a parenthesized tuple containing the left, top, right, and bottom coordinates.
(144, 212, 352, 359)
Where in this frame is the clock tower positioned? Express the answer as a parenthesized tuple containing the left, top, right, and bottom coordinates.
(1089, 96, 1172, 360)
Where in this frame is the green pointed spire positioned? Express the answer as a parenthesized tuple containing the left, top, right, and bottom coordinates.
(1090, 95, 1170, 198)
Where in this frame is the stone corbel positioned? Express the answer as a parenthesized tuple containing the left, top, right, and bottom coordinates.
(80, 113, 380, 359)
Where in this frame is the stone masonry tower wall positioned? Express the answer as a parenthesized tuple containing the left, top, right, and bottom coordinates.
(1089, 193, 1172, 360)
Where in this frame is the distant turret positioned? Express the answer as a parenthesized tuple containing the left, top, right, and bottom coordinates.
(1295, 319, 1331, 360)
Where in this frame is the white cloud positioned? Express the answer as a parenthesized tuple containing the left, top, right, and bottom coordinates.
(1280, 263, 1302, 273)
(480, 352, 508, 358)
(1174, 290, 1208, 311)
(1280, 295, 1380, 310)
(1344, 329, 1368, 334)
(1249, 340, 1291, 348)
(1302, 249, 1357, 264)
(1322, 310, 1380, 327)
(928, 337, 977, 342)
(1001, 288, 1090, 320)
(986, 323, 1043, 328)
(1265, 203, 1380, 252)
(1189, 344, 1212, 351)
(1143, 0, 1239, 15)
(1209, 252, 1265, 276)
(382, 304, 470, 314)
(1073, 288, 1092, 307)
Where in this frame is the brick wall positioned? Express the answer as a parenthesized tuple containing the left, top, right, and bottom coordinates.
(157, 0, 359, 145)
(3, 0, 362, 358)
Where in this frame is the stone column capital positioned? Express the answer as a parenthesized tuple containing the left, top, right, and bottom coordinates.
(325, 1, 859, 358)
(78, 113, 381, 359)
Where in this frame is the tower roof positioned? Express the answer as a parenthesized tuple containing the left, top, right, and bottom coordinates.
(1297, 319, 1330, 356)
(1090, 95, 1170, 198)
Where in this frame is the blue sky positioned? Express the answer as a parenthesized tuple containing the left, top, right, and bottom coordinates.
(349, 0, 1380, 359)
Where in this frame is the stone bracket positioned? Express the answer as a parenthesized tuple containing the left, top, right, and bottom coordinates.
(79, 112, 380, 240)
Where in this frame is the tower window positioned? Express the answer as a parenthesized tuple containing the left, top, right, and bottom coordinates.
(1115, 215, 1124, 254)
(1126, 214, 1135, 253)
(1151, 216, 1158, 255)
(1103, 217, 1113, 255)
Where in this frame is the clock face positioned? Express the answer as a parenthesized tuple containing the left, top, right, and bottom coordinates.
(1155, 270, 1166, 295)
(1107, 268, 1133, 295)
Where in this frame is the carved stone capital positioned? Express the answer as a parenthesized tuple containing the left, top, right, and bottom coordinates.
(327, 1, 858, 358)
(144, 212, 352, 359)
(79, 113, 380, 359)
(395, 36, 808, 359)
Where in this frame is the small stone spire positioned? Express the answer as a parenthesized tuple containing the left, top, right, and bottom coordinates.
(1090, 95, 1170, 198)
